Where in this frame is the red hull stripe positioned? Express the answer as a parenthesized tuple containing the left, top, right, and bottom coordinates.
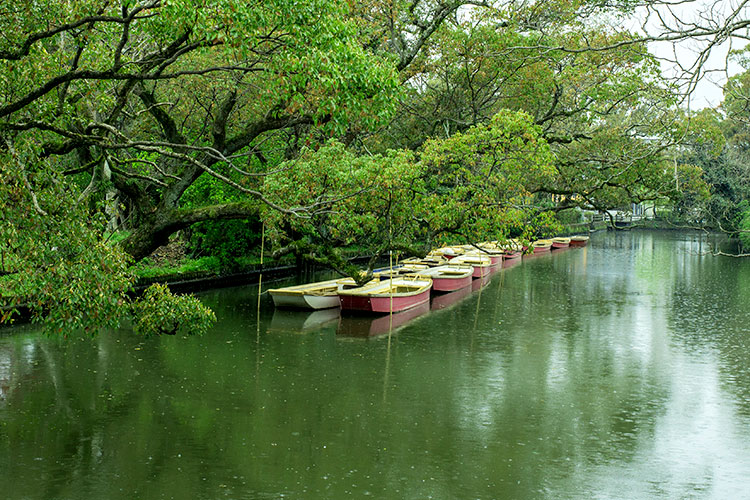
(431, 275, 473, 292)
(472, 266, 492, 278)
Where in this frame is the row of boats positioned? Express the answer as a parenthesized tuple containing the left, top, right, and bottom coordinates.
(268, 236, 589, 314)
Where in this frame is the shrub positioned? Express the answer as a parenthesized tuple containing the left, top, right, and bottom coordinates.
(131, 283, 216, 337)
(188, 219, 261, 272)
(739, 206, 750, 250)
(556, 208, 583, 225)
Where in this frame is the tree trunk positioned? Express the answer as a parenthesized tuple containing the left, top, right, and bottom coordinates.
(119, 202, 261, 262)
(120, 215, 177, 262)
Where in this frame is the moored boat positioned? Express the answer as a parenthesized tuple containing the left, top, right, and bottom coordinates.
(429, 246, 466, 260)
(531, 240, 552, 253)
(374, 263, 429, 279)
(338, 277, 433, 313)
(410, 264, 474, 292)
(570, 235, 590, 247)
(469, 244, 504, 266)
(551, 237, 570, 249)
(401, 255, 448, 267)
(269, 278, 361, 310)
(452, 254, 493, 278)
(485, 254, 503, 266)
(502, 250, 522, 260)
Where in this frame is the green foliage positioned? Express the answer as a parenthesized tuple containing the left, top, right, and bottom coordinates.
(4, 0, 738, 335)
(131, 283, 216, 337)
(262, 110, 557, 276)
(556, 208, 583, 225)
(131, 256, 222, 279)
(0, 156, 133, 335)
(674, 74, 750, 232)
(738, 205, 750, 249)
(530, 211, 564, 239)
(262, 140, 422, 267)
(0, 155, 215, 337)
(188, 220, 261, 272)
(0, 0, 403, 333)
(417, 110, 556, 242)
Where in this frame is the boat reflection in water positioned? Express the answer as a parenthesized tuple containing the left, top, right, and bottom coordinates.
(502, 256, 522, 269)
(430, 285, 473, 311)
(268, 308, 340, 334)
(471, 273, 493, 292)
(337, 301, 430, 339)
(522, 249, 553, 261)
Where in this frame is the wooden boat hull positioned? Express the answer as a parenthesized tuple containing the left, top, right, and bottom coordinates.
(339, 288, 431, 313)
(452, 255, 493, 278)
(532, 240, 552, 253)
(431, 274, 473, 292)
(458, 244, 503, 266)
(551, 237, 570, 249)
(269, 277, 363, 310)
(338, 278, 433, 313)
(502, 251, 522, 260)
(410, 265, 474, 292)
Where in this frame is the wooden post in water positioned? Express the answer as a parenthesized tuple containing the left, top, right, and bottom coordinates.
(256, 223, 265, 339)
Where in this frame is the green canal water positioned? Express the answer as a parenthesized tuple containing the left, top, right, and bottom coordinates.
(2, 230, 750, 499)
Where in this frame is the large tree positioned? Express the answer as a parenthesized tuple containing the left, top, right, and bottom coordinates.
(0, 0, 399, 331)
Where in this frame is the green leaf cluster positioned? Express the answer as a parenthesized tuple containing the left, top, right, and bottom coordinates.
(131, 283, 216, 337)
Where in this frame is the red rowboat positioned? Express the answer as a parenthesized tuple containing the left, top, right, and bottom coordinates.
(452, 254, 494, 278)
(457, 244, 502, 266)
(429, 246, 466, 260)
(532, 240, 552, 253)
(411, 265, 474, 292)
(496, 239, 523, 260)
(401, 255, 448, 267)
(338, 277, 432, 313)
(551, 237, 570, 249)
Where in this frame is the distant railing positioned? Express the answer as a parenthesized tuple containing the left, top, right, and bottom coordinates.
(582, 211, 652, 225)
